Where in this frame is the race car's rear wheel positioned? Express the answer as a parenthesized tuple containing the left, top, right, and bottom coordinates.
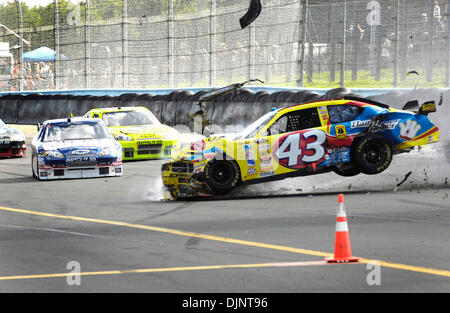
(351, 136, 393, 175)
(204, 160, 240, 195)
(333, 163, 361, 177)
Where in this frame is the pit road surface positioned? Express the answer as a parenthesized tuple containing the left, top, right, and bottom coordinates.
(0, 128, 449, 292)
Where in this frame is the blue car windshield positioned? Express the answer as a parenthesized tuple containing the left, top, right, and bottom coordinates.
(102, 110, 159, 127)
(43, 121, 111, 142)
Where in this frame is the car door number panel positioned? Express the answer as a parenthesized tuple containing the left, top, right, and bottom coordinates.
(273, 129, 349, 169)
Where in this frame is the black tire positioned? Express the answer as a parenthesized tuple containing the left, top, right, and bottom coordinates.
(31, 153, 38, 179)
(333, 163, 361, 177)
(351, 136, 393, 175)
(204, 160, 240, 195)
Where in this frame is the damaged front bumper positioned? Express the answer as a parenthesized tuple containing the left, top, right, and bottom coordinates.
(161, 161, 213, 200)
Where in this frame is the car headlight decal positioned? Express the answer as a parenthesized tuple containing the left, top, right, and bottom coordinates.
(44, 151, 65, 159)
(114, 134, 133, 141)
(99, 147, 116, 156)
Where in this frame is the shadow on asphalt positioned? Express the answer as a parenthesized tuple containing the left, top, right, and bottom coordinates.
(172, 183, 450, 202)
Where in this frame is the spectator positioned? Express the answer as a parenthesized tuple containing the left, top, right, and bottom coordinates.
(357, 24, 365, 41)
(434, 1, 441, 21)
(381, 36, 391, 67)
(433, 1, 444, 35)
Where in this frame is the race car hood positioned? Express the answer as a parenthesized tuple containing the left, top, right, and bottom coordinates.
(170, 135, 224, 162)
(39, 139, 121, 156)
(109, 124, 180, 140)
(0, 126, 25, 141)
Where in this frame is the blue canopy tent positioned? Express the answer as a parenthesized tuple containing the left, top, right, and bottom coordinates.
(23, 47, 66, 62)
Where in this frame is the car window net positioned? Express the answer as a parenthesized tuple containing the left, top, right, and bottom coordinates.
(328, 105, 363, 124)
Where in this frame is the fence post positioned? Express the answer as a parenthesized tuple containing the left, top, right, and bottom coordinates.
(168, 0, 174, 88)
(249, 16, 255, 82)
(340, 0, 347, 88)
(393, 0, 400, 87)
(328, 0, 335, 82)
(209, 0, 216, 86)
(298, 0, 308, 87)
(400, 0, 407, 82)
(308, 41, 313, 83)
(351, 0, 357, 81)
(426, 0, 433, 82)
(54, 0, 60, 90)
(16, 0, 23, 91)
(122, 0, 128, 88)
(447, 0, 450, 87)
(85, 0, 90, 89)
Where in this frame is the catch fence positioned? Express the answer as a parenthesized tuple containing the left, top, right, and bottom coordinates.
(0, 0, 448, 91)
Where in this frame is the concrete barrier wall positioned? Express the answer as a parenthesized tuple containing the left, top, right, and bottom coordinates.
(0, 88, 360, 127)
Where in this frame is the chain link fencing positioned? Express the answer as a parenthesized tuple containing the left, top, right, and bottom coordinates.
(0, 0, 448, 92)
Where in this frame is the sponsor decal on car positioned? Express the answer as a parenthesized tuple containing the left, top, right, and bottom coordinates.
(66, 156, 96, 162)
(258, 143, 270, 152)
(244, 143, 255, 159)
(247, 166, 258, 175)
(350, 119, 400, 129)
(260, 171, 275, 178)
(321, 146, 351, 166)
(69, 150, 92, 155)
(335, 125, 347, 139)
(318, 106, 329, 122)
(274, 129, 327, 169)
(399, 119, 421, 140)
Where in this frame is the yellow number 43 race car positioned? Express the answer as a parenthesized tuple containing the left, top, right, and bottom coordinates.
(161, 96, 439, 200)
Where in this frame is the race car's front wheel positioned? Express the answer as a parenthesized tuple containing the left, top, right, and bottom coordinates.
(31, 153, 38, 179)
(204, 160, 240, 195)
(351, 136, 393, 175)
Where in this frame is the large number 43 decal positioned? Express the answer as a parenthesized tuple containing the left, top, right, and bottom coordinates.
(274, 129, 327, 168)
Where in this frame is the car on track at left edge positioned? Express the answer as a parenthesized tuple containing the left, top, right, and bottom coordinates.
(0, 117, 26, 158)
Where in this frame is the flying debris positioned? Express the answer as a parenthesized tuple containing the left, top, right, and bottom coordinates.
(393, 171, 412, 192)
(406, 70, 420, 76)
(240, 0, 262, 29)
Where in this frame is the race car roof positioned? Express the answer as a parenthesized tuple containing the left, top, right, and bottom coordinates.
(89, 106, 148, 113)
(278, 96, 389, 113)
(43, 117, 103, 124)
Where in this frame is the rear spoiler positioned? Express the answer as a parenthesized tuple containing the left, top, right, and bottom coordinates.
(418, 101, 436, 115)
(402, 95, 440, 115)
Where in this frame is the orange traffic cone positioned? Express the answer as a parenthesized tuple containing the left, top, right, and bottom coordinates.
(325, 194, 360, 263)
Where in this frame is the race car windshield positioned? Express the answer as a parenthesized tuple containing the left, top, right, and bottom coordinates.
(236, 110, 277, 139)
(0, 119, 5, 128)
(43, 122, 111, 142)
(102, 110, 160, 127)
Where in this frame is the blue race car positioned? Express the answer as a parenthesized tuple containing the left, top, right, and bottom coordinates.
(31, 117, 123, 180)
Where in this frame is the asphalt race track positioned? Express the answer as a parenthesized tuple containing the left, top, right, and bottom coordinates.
(0, 128, 449, 293)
